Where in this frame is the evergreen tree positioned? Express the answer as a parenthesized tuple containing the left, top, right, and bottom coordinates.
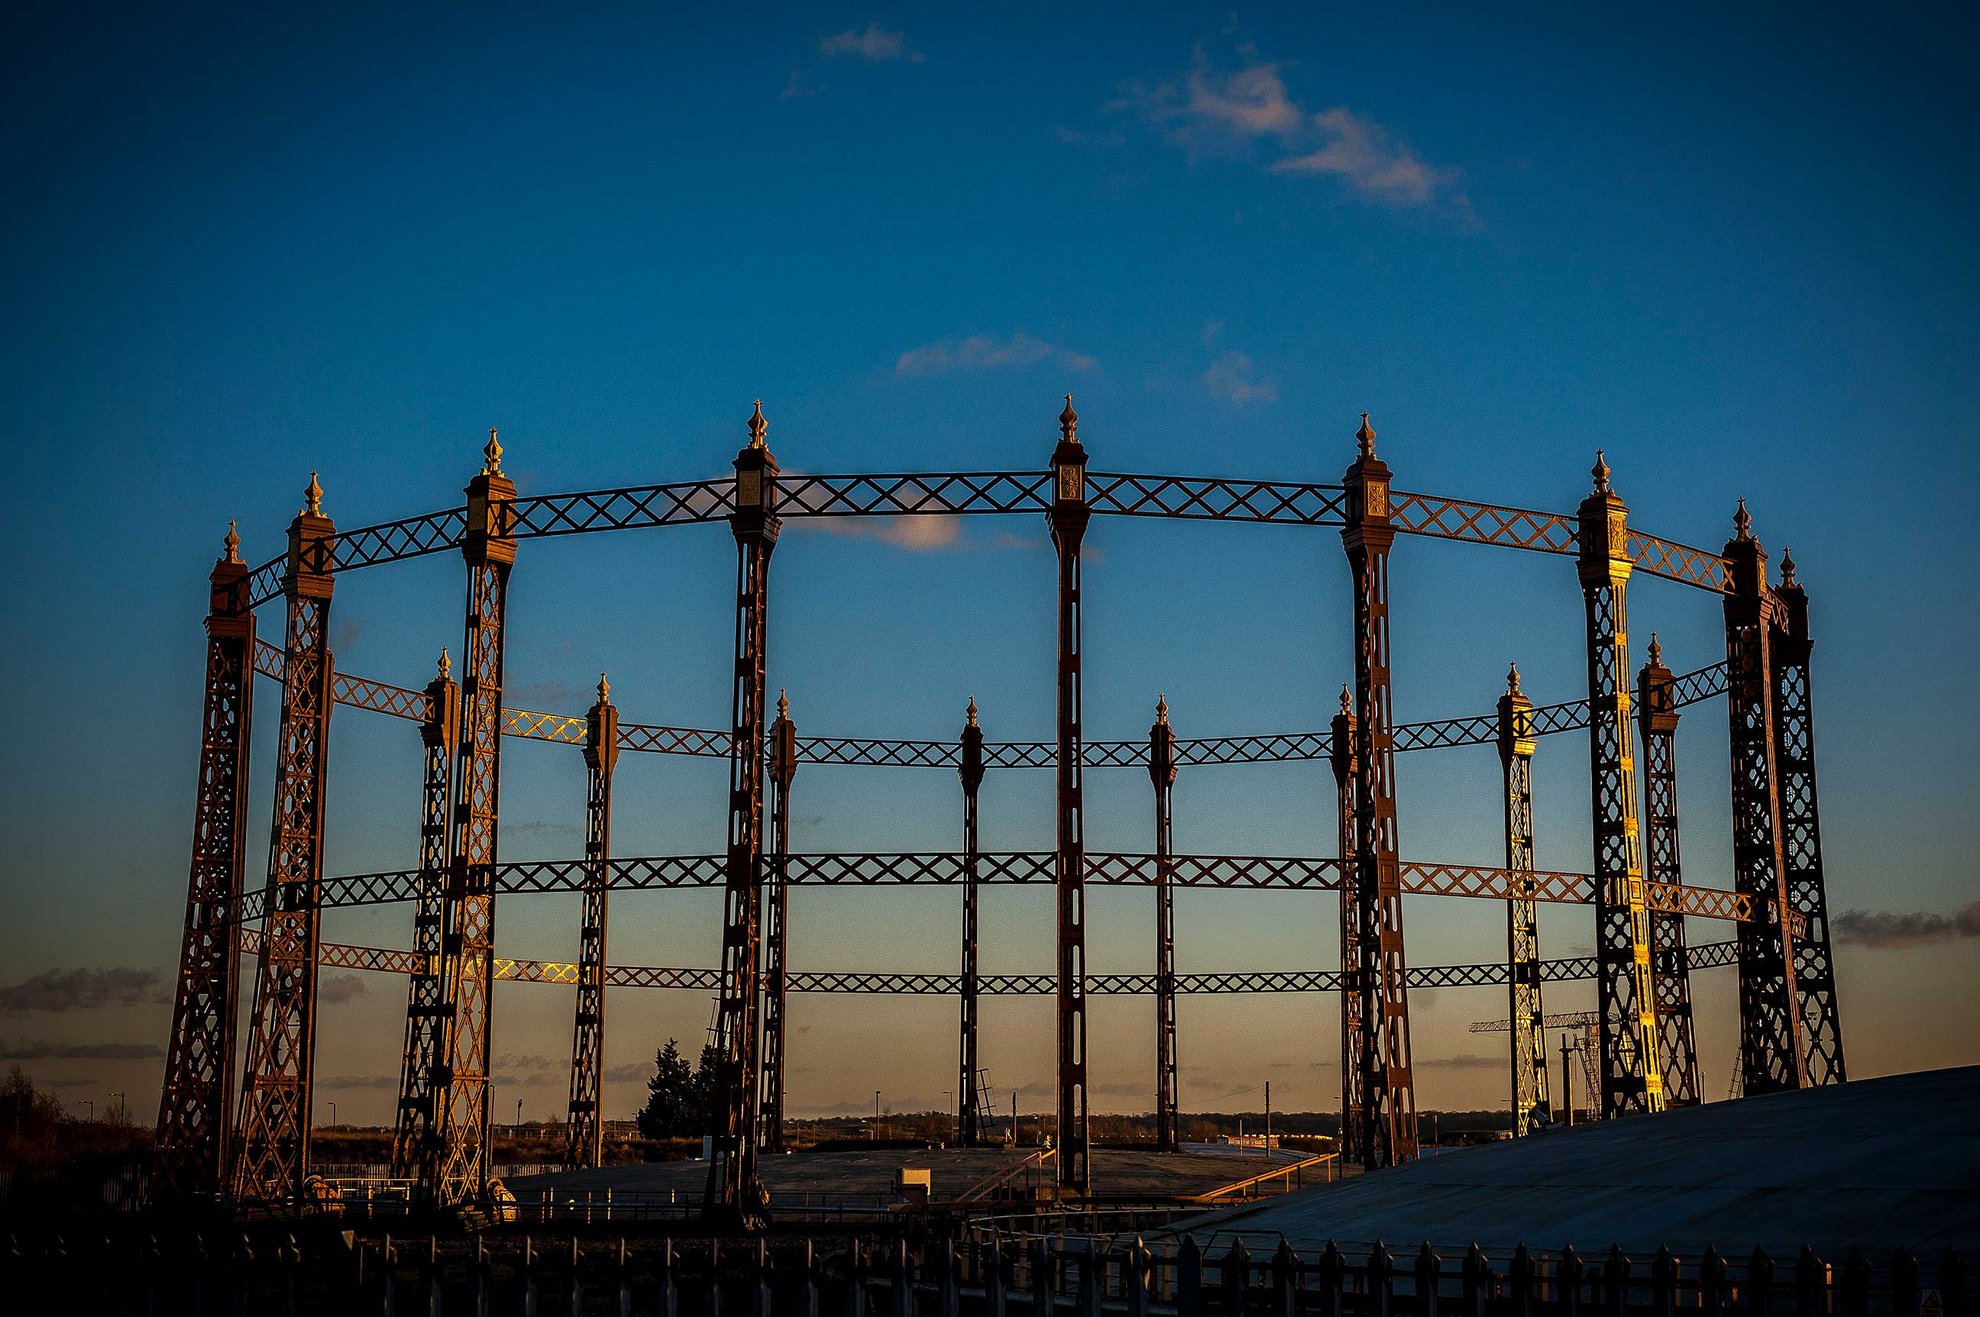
(690, 1041, 721, 1131)
(635, 1039, 695, 1138)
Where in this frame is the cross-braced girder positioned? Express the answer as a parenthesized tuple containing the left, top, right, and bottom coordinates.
(1050, 404, 1093, 1193)
(564, 682, 617, 1169)
(958, 704, 986, 1147)
(759, 695, 797, 1154)
(1639, 643, 1703, 1107)
(1498, 671, 1552, 1134)
(392, 662, 457, 1173)
(1150, 700, 1181, 1154)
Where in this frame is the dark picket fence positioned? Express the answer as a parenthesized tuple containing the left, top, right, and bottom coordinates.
(1, 1228, 1967, 1316)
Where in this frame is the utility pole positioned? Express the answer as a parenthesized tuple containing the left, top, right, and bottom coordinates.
(1560, 1034, 1576, 1127)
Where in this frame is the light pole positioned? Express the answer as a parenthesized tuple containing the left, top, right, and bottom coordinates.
(517, 1097, 524, 1135)
(1265, 1081, 1272, 1154)
(80, 1099, 93, 1122)
(110, 1092, 125, 1124)
(944, 1091, 953, 1141)
(874, 1090, 882, 1142)
(329, 1101, 337, 1130)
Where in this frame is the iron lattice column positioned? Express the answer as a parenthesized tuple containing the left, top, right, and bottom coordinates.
(1576, 453, 1664, 1117)
(234, 476, 336, 1200)
(392, 654, 459, 1173)
(565, 675, 619, 1169)
(957, 698, 986, 1147)
(153, 525, 256, 1203)
(427, 431, 518, 1204)
(1328, 688, 1362, 1156)
(705, 403, 779, 1228)
(1497, 665, 1552, 1133)
(1771, 555, 1846, 1085)
(1637, 637, 1702, 1107)
(1723, 502, 1808, 1094)
(1340, 413, 1419, 1168)
(1149, 696, 1181, 1153)
(760, 691, 798, 1154)
(1049, 396, 1093, 1193)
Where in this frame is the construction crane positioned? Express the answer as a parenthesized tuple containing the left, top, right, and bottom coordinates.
(1470, 1010, 1603, 1125)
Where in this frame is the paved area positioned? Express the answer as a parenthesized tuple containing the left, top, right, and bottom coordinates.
(510, 1145, 1291, 1204)
(1173, 1067, 1980, 1256)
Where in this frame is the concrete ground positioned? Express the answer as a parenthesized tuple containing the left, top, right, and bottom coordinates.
(1171, 1067, 1980, 1256)
(510, 1145, 1296, 1205)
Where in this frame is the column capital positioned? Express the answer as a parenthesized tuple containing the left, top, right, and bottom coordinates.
(284, 473, 336, 599)
(1049, 395, 1091, 542)
(1497, 663, 1536, 764)
(422, 650, 461, 751)
(960, 698, 985, 793)
(209, 522, 253, 625)
(585, 673, 620, 775)
(1637, 635, 1680, 734)
(732, 402, 782, 544)
(464, 435, 518, 568)
(1329, 684, 1357, 786)
(1148, 695, 1177, 788)
(1576, 451, 1631, 587)
(768, 688, 797, 788)
(1722, 498, 1772, 598)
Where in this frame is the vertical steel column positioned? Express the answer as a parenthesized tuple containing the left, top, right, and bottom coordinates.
(1048, 395, 1093, 1193)
(427, 430, 518, 1204)
(1149, 696, 1180, 1154)
(1340, 413, 1419, 1168)
(1723, 502, 1808, 1094)
(1576, 452, 1663, 1117)
(1497, 665, 1552, 1133)
(393, 653, 459, 1173)
(958, 698, 986, 1147)
(1328, 688, 1361, 1157)
(760, 690, 798, 1154)
(1637, 636, 1702, 1107)
(705, 402, 779, 1228)
(565, 675, 619, 1169)
(234, 476, 336, 1200)
(153, 524, 256, 1204)
(1771, 554, 1846, 1085)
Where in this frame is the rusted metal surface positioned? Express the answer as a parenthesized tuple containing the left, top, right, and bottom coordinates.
(1498, 666, 1551, 1135)
(391, 654, 457, 1173)
(563, 676, 617, 1169)
(1640, 637, 1703, 1108)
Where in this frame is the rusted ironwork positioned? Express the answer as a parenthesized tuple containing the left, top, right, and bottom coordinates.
(564, 675, 618, 1169)
(153, 527, 257, 1204)
(1342, 413, 1419, 1168)
(1639, 637, 1702, 1107)
(1498, 665, 1552, 1134)
(1771, 557, 1845, 1086)
(957, 698, 985, 1147)
(391, 652, 458, 1173)
(759, 689, 798, 1154)
(425, 433, 517, 1205)
(1578, 455, 1664, 1117)
(1049, 396, 1093, 1194)
(1328, 688, 1362, 1160)
(706, 404, 777, 1229)
(1723, 503, 1809, 1094)
(234, 478, 336, 1201)
(1149, 696, 1181, 1153)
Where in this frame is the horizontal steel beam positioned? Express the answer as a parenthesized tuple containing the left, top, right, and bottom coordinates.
(247, 928, 1740, 993)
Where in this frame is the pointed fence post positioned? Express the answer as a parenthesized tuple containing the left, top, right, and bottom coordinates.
(984, 1236, 1008, 1317)
(1126, 1238, 1152, 1317)
(1893, 1249, 1921, 1317)
(1033, 1237, 1056, 1315)
(1318, 1242, 1347, 1317)
(1417, 1244, 1443, 1317)
(1221, 1239, 1251, 1315)
(1177, 1236, 1203, 1317)
(1603, 1247, 1629, 1317)
(1370, 1243, 1395, 1317)
(1557, 1246, 1583, 1317)
(891, 1238, 913, 1317)
(1748, 1248, 1775, 1317)
(1650, 1247, 1678, 1317)
(1700, 1248, 1727, 1317)
(1275, 1241, 1302, 1317)
(1509, 1246, 1535, 1317)
(1461, 1245, 1490, 1317)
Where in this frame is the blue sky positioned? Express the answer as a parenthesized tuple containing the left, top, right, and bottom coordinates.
(1, 2, 1974, 1126)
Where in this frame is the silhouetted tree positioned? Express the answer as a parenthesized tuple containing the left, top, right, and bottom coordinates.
(635, 1040, 696, 1139)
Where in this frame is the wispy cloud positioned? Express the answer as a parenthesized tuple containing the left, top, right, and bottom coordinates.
(319, 1073, 399, 1090)
(1833, 901, 1980, 949)
(0, 967, 170, 1013)
(319, 974, 368, 1004)
(820, 24, 924, 63)
(1113, 50, 1467, 214)
(1420, 1053, 1501, 1071)
(895, 332, 1096, 378)
(1201, 350, 1278, 406)
(800, 515, 963, 552)
(2, 1039, 163, 1060)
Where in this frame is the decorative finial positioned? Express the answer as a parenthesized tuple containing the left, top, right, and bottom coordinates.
(1507, 662, 1522, 695)
(1591, 449, 1610, 494)
(1059, 394, 1078, 443)
(1779, 546, 1797, 587)
(1156, 693, 1169, 725)
(482, 427, 503, 476)
(966, 695, 978, 727)
(748, 400, 768, 449)
(598, 672, 611, 704)
(1734, 497, 1752, 541)
(777, 687, 789, 720)
(1356, 411, 1376, 458)
(1647, 633, 1662, 666)
(223, 520, 241, 564)
(303, 471, 322, 517)
(439, 648, 451, 680)
(1339, 684, 1353, 716)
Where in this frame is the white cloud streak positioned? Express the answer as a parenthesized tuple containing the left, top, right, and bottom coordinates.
(895, 332, 1096, 378)
(1115, 53, 1466, 213)
(1201, 350, 1278, 406)
(819, 24, 924, 63)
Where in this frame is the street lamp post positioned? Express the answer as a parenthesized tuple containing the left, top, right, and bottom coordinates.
(330, 1101, 337, 1130)
(874, 1090, 882, 1142)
